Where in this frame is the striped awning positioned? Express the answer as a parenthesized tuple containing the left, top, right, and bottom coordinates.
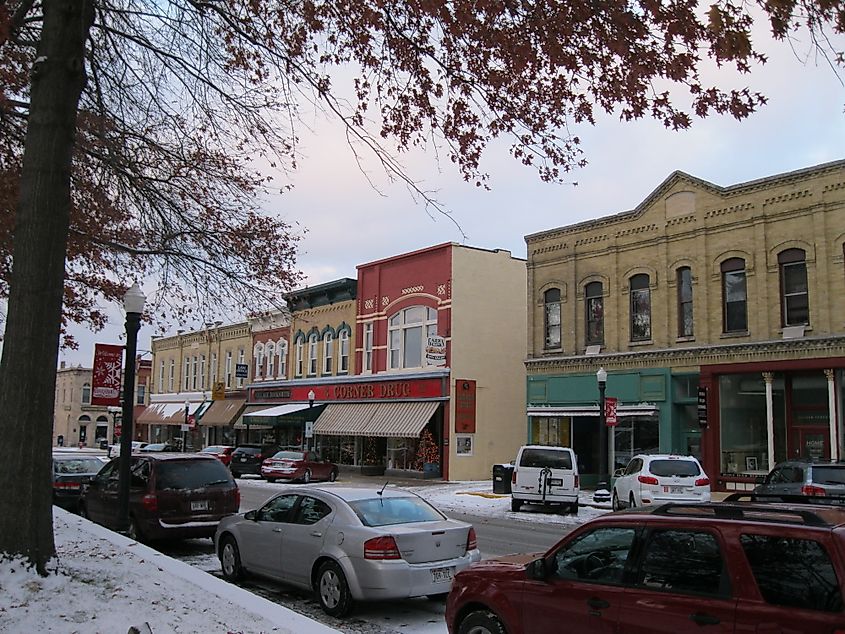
(200, 398, 246, 427)
(137, 402, 205, 426)
(314, 401, 440, 438)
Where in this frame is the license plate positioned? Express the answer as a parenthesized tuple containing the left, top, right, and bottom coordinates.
(430, 567, 454, 583)
(664, 486, 685, 494)
(191, 500, 209, 511)
(548, 478, 563, 486)
(240, 457, 247, 462)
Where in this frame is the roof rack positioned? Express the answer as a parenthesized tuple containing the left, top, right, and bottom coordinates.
(725, 492, 845, 506)
(650, 501, 831, 527)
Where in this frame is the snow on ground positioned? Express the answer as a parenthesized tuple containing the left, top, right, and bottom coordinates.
(0, 508, 338, 634)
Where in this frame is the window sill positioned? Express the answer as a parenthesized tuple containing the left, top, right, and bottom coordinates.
(543, 347, 564, 354)
(675, 336, 695, 343)
(628, 340, 653, 347)
(720, 331, 750, 339)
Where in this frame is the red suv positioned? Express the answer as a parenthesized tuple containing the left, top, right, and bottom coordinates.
(80, 453, 240, 543)
(446, 500, 845, 634)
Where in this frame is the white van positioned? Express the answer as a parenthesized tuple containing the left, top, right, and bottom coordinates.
(510, 445, 580, 514)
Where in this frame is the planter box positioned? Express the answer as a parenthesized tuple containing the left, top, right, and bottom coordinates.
(423, 462, 440, 478)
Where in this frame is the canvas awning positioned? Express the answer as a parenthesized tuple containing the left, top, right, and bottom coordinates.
(313, 401, 440, 438)
(233, 405, 272, 430)
(239, 402, 325, 427)
(200, 398, 246, 427)
(137, 400, 209, 426)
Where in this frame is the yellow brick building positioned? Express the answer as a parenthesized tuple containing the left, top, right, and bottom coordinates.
(525, 160, 845, 491)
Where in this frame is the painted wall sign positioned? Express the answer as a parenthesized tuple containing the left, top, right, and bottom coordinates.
(454, 379, 476, 433)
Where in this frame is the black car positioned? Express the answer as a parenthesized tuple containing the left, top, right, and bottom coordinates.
(229, 444, 281, 478)
(754, 459, 845, 497)
(52, 452, 107, 512)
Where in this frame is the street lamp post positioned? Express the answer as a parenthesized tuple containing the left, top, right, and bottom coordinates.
(306, 389, 315, 451)
(117, 283, 145, 534)
(595, 367, 610, 500)
(183, 399, 190, 451)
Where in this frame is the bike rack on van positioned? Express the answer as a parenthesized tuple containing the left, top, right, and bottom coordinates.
(537, 465, 553, 501)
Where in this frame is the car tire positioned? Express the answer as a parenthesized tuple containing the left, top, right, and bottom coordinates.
(458, 609, 506, 634)
(220, 535, 244, 582)
(317, 560, 353, 617)
(629, 493, 636, 508)
(329, 469, 338, 482)
(570, 501, 579, 515)
(127, 516, 146, 544)
(266, 477, 276, 483)
(426, 592, 448, 601)
(511, 498, 522, 512)
(232, 471, 241, 479)
(612, 489, 622, 511)
(303, 469, 312, 484)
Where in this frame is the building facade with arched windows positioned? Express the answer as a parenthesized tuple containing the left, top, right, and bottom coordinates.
(525, 159, 845, 491)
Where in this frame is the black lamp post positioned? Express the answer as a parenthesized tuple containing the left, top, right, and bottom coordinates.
(596, 367, 609, 493)
(117, 283, 145, 534)
(307, 389, 315, 452)
(183, 399, 190, 451)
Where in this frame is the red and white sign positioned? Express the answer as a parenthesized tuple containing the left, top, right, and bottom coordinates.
(114, 424, 122, 438)
(605, 396, 618, 427)
(91, 343, 123, 406)
(187, 414, 196, 429)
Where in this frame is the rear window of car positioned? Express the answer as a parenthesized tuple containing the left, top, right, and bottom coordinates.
(349, 496, 444, 527)
(740, 534, 843, 612)
(648, 459, 701, 477)
(811, 467, 845, 485)
(155, 460, 232, 490)
(234, 446, 261, 455)
(54, 457, 104, 474)
(519, 448, 572, 469)
(201, 446, 227, 453)
(272, 451, 305, 460)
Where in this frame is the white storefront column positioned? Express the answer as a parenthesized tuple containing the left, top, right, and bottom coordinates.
(826, 369, 838, 461)
(763, 372, 775, 471)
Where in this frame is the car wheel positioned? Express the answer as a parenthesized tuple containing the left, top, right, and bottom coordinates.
(232, 471, 241, 479)
(329, 469, 338, 482)
(265, 477, 276, 483)
(426, 592, 448, 601)
(303, 469, 312, 484)
(458, 609, 506, 634)
(570, 501, 579, 515)
(612, 489, 622, 511)
(629, 493, 636, 508)
(127, 516, 146, 544)
(511, 498, 522, 512)
(220, 535, 244, 582)
(317, 560, 353, 617)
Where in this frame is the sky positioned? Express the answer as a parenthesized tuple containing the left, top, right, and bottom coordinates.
(57, 24, 845, 368)
(2, 479, 611, 633)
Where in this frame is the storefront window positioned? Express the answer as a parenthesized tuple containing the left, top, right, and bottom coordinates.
(387, 436, 421, 470)
(612, 415, 659, 472)
(530, 417, 570, 446)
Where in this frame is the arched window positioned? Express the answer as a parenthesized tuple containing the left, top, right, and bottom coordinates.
(363, 323, 374, 373)
(81, 382, 91, 405)
(585, 282, 603, 345)
(199, 354, 206, 389)
(278, 339, 288, 378)
(294, 336, 304, 377)
(339, 328, 350, 374)
(225, 350, 233, 387)
(308, 332, 319, 376)
(168, 359, 175, 392)
(388, 306, 438, 369)
(254, 343, 265, 379)
(265, 342, 276, 378)
(236, 348, 245, 387)
(322, 331, 334, 374)
(778, 249, 809, 327)
(721, 258, 747, 333)
(677, 267, 694, 337)
(544, 288, 561, 349)
(629, 274, 651, 342)
(183, 357, 190, 391)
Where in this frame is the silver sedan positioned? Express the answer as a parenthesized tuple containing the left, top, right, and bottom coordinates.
(214, 486, 481, 616)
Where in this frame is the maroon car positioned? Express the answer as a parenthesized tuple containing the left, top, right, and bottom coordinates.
(446, 500, 845, 634)
(80, 453, 240, 543)
(200, 445, 235, 466)
(260, 450, 338, 483)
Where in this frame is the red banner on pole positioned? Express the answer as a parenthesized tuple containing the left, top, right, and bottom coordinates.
(605, 396, 618, 427)
(91, 343, 124, 406)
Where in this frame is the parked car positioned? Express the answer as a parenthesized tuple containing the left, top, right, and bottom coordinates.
(754, 458, 845, 497)
(215, 486, 481, 616)
(612, 453, 710, 510)
(52, 453, 107, 512)
(107, 441, 149, 457)
(510, 445, 579, 514)
(80, 453, 240, 542)
(200, 445, 236, 466)
(139, 442, 180, 453)
(260, 450, 339, 483)
(229, 444, 282, 478)
(446, 499, 845, 634)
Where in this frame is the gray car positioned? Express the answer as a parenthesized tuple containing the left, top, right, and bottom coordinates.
(754, 459, 845, 497)
(214, 486, 481, 616)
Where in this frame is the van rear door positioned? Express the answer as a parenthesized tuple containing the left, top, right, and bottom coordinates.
(515, 447, 576, 495)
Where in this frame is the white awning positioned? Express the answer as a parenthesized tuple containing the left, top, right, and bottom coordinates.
(526, 403, 657, 417)
(314, 401, 440, 438)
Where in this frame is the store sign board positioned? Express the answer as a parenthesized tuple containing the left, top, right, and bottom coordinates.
(454, 379, 476, 433)
(697, 387, 708, 427)
(425, 336, 447, 367)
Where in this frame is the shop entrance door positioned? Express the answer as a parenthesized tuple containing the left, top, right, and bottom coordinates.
(792, 428, 829, 461)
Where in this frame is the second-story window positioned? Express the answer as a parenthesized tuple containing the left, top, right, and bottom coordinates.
(629, 274, 651, 342)
(308, 333, 319, 376)
(266, 342, 275, 378)
(225, 351, 233, 388)
(722, 258, 747, 333)
(544, 288, 561, 349)
(279, 340, 288, 378)
(677, 267, 694, 338)
(254, 343, 264, 379)
(81, 382, 91, 405)
(388, 306, 437, 369)
(363, 323, 373, 372)
(199, 354, 206, 389)
(322, 332, 333, 374)
(183, 357, 190, 391)
(779, 248, 809, 327)
(158, 360, 164, 393)
(210, 353, 217, 386)
(237, 349, 245, 387)
(339, 328, 350, 374)
(168, 360, 174, 392)
(191, 355, 198, 390)
(585, 282, 603, 345)
(295, 338, 304, 377)
(136, 383, 146, 405)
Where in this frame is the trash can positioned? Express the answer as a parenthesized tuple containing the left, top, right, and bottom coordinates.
(492, 463, 514, 494)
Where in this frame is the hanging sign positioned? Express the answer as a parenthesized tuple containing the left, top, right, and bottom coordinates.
(697, 387, 708, 428)
(91, 343, 124, 406)
(425, 336, 447, 367)
(605, 396, 618, 427)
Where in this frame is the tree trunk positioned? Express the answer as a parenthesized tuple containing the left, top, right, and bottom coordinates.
(0, 0, 94, 574)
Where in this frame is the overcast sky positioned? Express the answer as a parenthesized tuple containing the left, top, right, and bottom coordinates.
(58, 27, 845, 368)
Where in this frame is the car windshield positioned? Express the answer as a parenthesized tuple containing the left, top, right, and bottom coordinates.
(272, 451, 305, 460)
(54, 457, 104, 474)
(235, 446, 261, 455)
(143, 444, 166, 451)
(519, 448, 572, 469)
(812, 467, 845, 485)
(202, 446, 226, 453)
(349, 496, 444, 527)
(155, 460, 232, 490)
(649, 459, 701, 477)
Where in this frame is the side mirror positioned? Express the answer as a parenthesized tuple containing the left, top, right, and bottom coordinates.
(613, 468, 625, 478)
(244, 510, 257, 521)
(526, 557, 547, 581)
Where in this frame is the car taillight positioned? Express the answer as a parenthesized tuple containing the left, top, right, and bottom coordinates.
(802, 484, 826, 496)
(53, 481, 80, 489)
(511, 469, 517, 484)
(256, 454, 264, 460)
(364, 536, 401, 560)
(141, 494, 158, 512)
(574, 474, 579, 488)
(695, 478, 710, 487)
(466, 527, 477, 552)
(638, 475, 659, 485)
(234, 488, 241, 508)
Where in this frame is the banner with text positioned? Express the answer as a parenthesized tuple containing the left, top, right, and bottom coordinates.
(91, 343, 124, 406)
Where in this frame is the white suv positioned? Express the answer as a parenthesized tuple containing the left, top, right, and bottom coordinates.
(612, 454, 710, 510)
